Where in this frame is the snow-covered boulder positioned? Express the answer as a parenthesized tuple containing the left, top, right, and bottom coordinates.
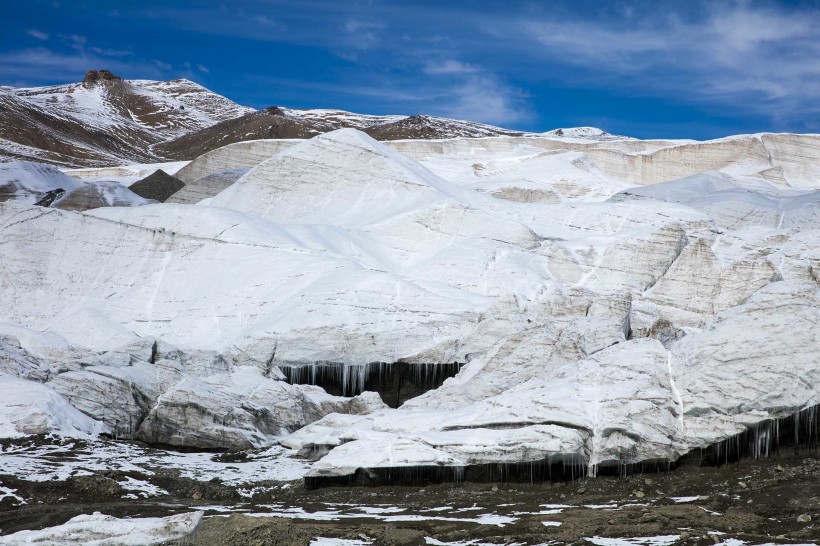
(0, 511, 202, 546)
(0, 161, 150, 210)
(0, 375, 108, 438)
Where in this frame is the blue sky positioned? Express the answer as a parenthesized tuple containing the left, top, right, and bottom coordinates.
(2, 0, 819, 139)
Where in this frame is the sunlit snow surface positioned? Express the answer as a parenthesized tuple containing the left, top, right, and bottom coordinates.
(2, 128, 820, 484)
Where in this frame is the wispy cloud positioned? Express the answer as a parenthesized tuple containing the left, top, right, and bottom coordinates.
(253, 15, 277, 26)
(423, 60, 480, 76)
(91, 47, 133, 58)
(0, 48, 161, 84)
(59, 34, 87, 50)
(252, 64, 528, 126)
(341, 19, 384, 52)
(26, 29, 49, 41)
(441, 75, 529, 125)
(418, 59, 528, 124)
(517, 2, 820, 119)
(0, 33, 173, 85)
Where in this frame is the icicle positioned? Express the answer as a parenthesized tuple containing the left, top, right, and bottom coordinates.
(280, 361, 463, 407)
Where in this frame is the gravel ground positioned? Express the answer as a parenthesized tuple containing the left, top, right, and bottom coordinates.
(1, 438, 817, 545)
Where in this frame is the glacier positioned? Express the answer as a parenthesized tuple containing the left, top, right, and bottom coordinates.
(1, 128, 819, 485)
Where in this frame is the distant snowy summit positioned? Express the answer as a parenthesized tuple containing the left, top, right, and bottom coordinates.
(0, 69, 629, 168)
(543, 126, 633, 141)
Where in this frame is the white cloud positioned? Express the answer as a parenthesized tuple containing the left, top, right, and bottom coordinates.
(197, 64, 209, 73)
(26, 30, 49, 41)
(439, 76, 529, 125)
(419, 58, 528, 125)
(423, 60, 480, 75)
(253, 15, 276, 26)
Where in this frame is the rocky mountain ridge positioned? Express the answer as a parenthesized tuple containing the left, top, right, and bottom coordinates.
(0, 71, 624, 168)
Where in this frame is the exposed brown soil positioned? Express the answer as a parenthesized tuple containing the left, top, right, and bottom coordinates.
(152, 107, 323, 160)
(1, 446, 817, 545)
(365, 115, 523, 141)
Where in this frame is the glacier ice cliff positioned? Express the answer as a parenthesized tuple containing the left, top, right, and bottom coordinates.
(1, 128, 819, 482)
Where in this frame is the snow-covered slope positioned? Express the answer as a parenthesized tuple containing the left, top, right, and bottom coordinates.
(542, 126, 632, 141)
(1, 128, 819, 482)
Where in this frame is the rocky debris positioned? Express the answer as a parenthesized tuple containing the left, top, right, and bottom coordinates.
(128, 169, 185, 202)
(32, 188, 65, 207)
(4, 444, 814, 545)
(81, 69, 123, 88)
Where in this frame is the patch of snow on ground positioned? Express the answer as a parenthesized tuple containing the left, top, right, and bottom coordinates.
(117, 476, 169, 498)
(0, 511, 202, 545)
(584, 536, 680, 546)
(424, 537, 523, 546)
(0, 486, 25, 505)
(310, 537, 373, 546)
(669, 496, 701, 503)
(248, 503, 516, 527)
(0, 438, 309, 489)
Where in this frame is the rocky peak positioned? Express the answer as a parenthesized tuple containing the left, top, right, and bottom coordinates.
(82, 69, 123, 88)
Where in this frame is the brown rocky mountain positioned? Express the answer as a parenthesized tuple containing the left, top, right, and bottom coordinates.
(151, 106, 324, 160)
(1, 71, 535, 167)
(0, 70, 252, 167)
(130, 108, 530, 161)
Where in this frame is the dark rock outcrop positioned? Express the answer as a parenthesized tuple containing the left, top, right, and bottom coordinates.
(82, 69, 123, 88)
(129, 169, 186, 202)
